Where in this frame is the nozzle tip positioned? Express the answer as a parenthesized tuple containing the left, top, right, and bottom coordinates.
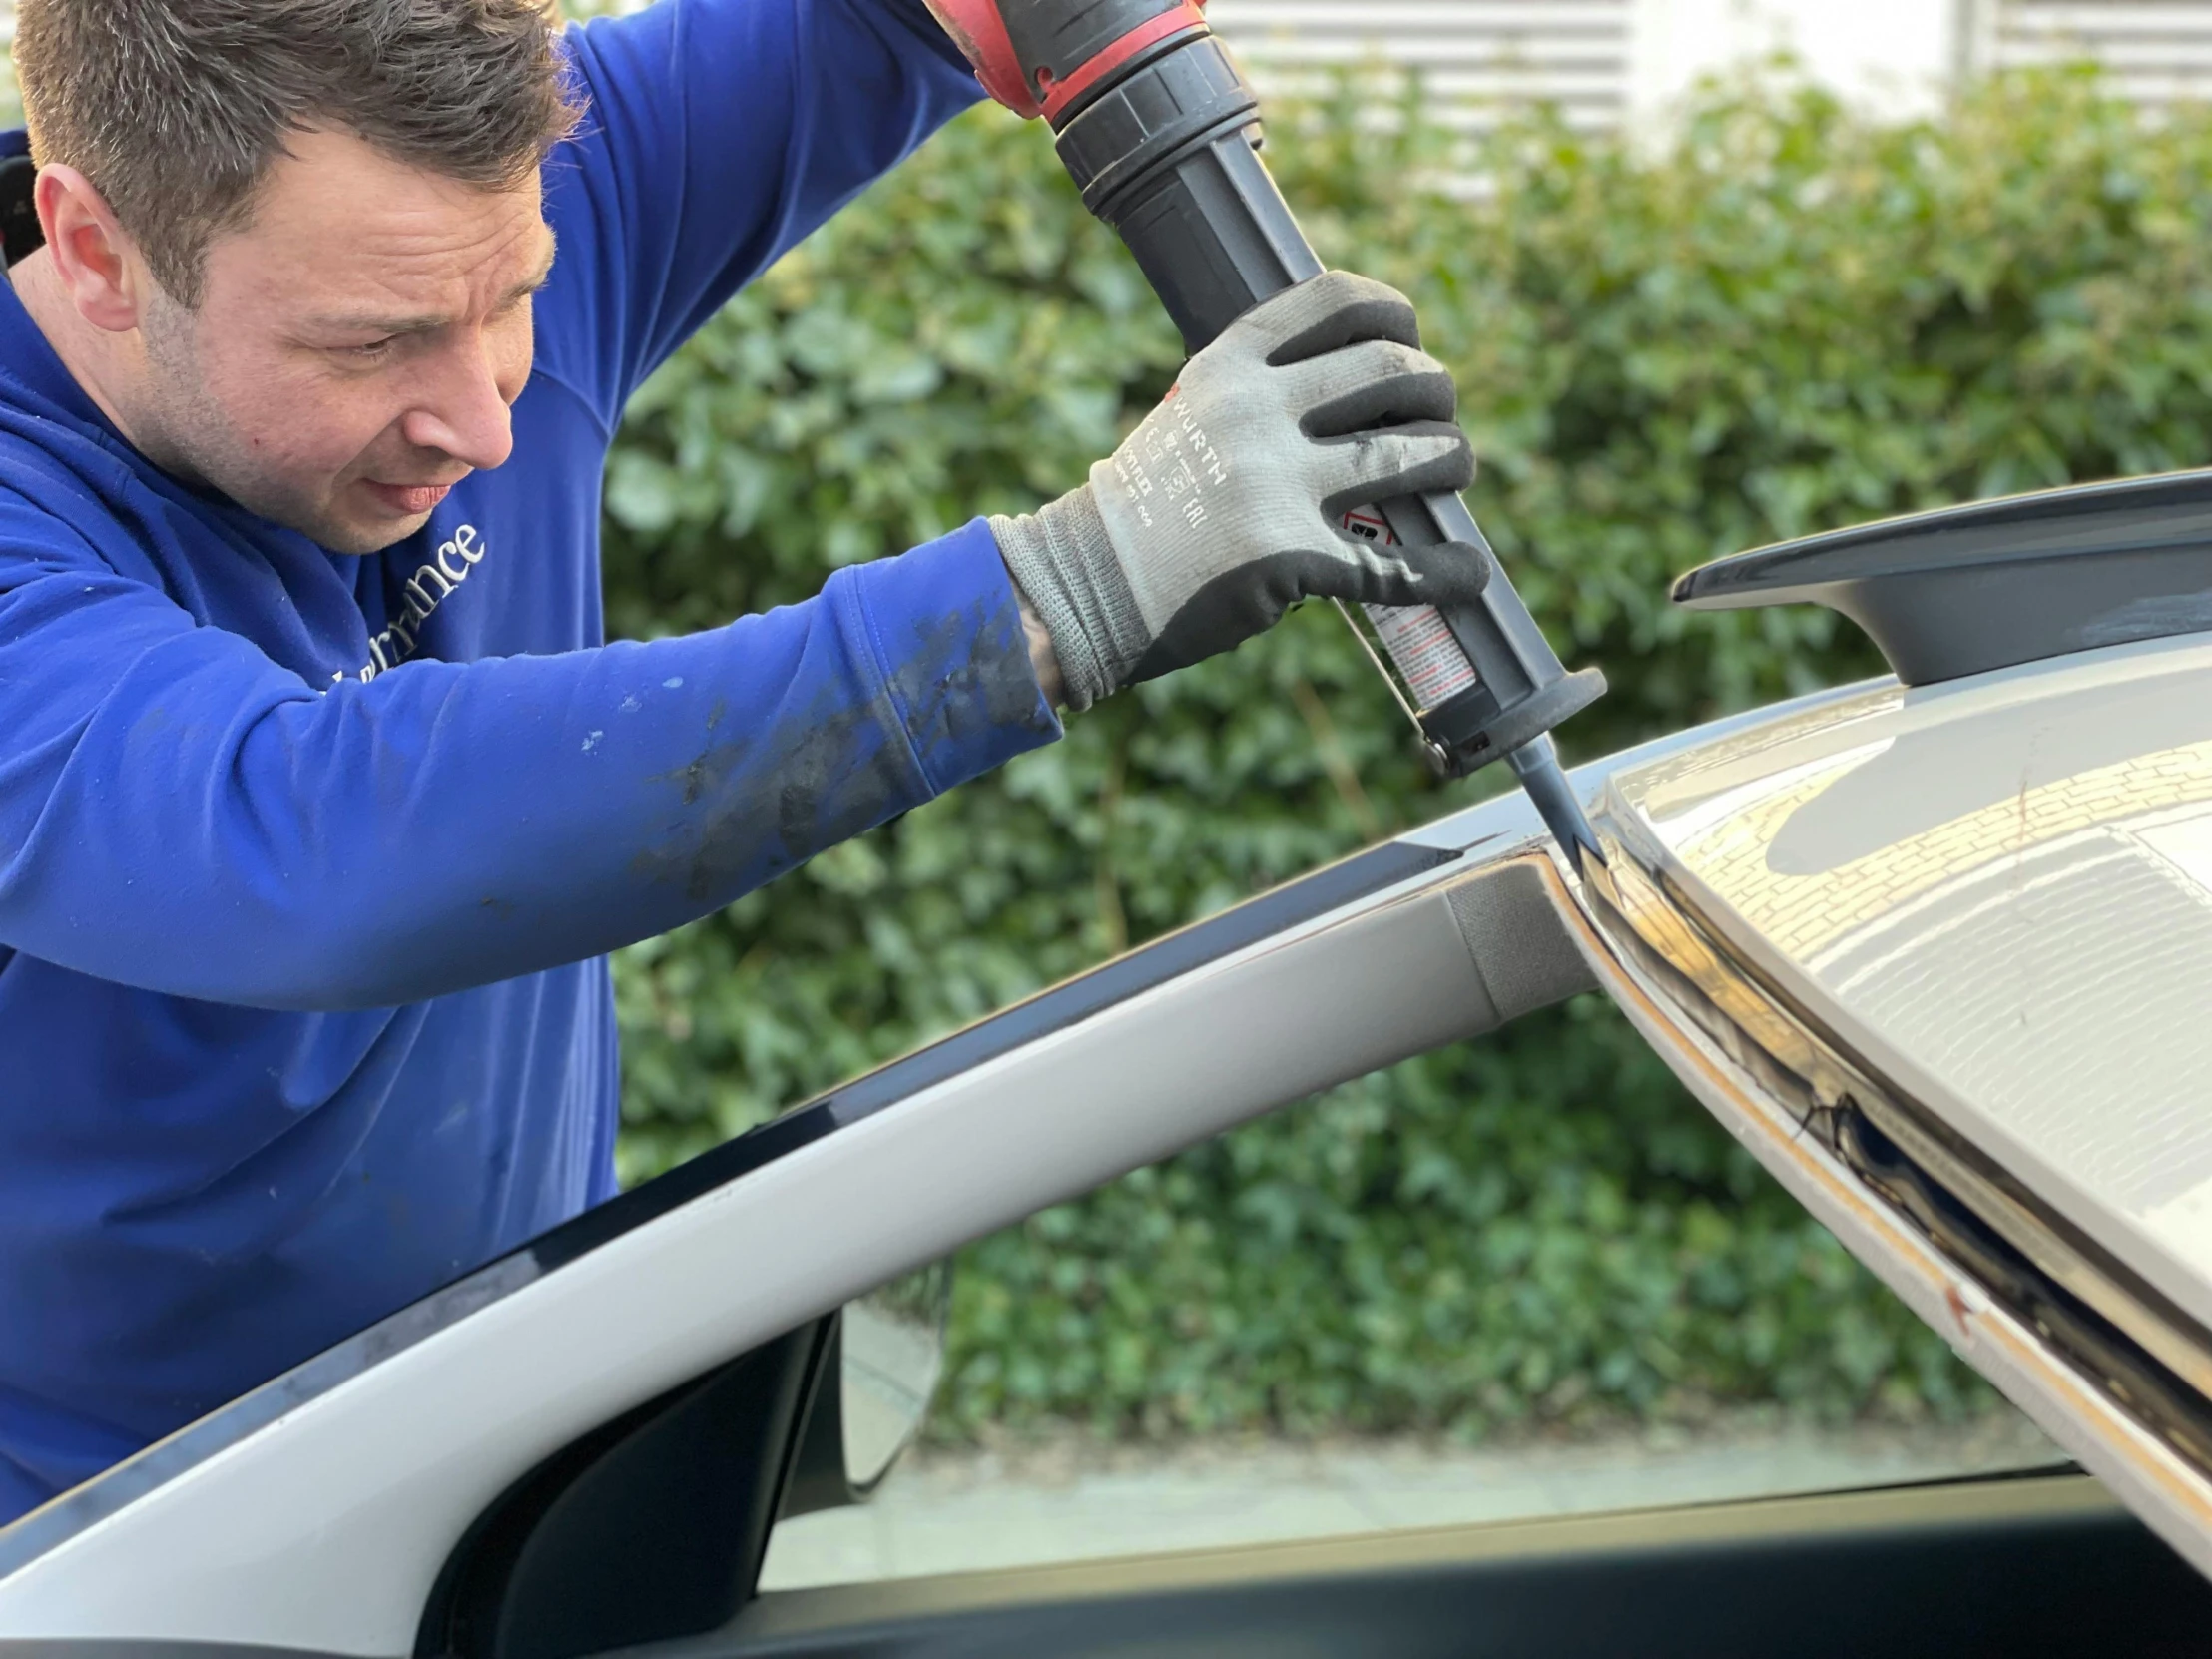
(1505, 739, 1603, 877)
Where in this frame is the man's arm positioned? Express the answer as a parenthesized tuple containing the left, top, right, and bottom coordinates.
(0, 508, 1057, 1012)
(536, 0, 983, 424)
(0, 266, 1479, 1019)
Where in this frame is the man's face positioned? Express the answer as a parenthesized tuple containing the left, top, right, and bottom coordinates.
(139, 129, 553, 555)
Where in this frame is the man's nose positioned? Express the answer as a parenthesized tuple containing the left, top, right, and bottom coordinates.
(397, 339, 518, 473)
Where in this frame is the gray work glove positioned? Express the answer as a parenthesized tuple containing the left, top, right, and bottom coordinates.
(991, 269, 1487, 710)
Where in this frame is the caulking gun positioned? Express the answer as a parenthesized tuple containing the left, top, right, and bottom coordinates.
(921, 0, 1608, 873)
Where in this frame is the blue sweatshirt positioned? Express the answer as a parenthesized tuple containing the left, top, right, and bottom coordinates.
(0, 1, 1057, 1523)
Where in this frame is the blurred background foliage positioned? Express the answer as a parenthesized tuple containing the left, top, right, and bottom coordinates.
(602, 66, 2212, 1442)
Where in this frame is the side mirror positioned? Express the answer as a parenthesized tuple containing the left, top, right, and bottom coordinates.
(780, 1262, 949, 1516)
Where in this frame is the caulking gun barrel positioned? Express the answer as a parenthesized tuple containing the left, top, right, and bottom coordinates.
(935, 0, 1607, 872)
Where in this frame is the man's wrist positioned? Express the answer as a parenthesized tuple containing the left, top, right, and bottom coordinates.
(988, 486, 1147, 712)
(1008, 568, 1066, 708)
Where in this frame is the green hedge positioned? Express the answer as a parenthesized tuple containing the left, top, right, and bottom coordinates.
(603, 69, 2212, 1438)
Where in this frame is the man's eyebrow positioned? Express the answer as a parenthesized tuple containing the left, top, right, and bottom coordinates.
(311, 233, 558, 338)
(505, 234, 560, 305)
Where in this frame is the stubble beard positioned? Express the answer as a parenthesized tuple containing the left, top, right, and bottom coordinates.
(137, 291, 398, 555)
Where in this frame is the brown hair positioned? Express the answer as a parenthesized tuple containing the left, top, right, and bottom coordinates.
(13, 0, 582, 304)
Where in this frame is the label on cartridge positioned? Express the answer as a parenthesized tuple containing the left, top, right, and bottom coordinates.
(1341, 507, 1481, 710)
(1366, 604, 1480, 709)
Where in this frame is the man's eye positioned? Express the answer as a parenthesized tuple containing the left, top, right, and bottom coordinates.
(345, 337, 396, 360)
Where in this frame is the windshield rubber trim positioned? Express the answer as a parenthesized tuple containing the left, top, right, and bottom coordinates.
(1584, 840, 2212, 1486)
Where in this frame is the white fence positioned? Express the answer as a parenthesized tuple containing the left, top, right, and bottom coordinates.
(1214, 0, 2212, 132)
(4, 1, 2212, 139)
(1205, 0, 1633, 133)
(1978, 0, 2212, 106)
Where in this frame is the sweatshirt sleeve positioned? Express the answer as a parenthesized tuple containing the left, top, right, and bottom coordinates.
(0, 506, 1058, 1012)
(535, 0, 984, 424)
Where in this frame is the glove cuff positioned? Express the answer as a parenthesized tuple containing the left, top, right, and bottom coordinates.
(989, 484, 1149, 712)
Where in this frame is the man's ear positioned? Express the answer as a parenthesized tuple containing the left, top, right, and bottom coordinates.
(33, 164, 150, 333)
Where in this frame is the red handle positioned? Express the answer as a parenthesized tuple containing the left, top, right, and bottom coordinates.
(922, 0, 1209, 123)
(921, 0, 1042, 118)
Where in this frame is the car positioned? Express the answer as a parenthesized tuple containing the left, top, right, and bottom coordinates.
(10, 469, 2212, 1657)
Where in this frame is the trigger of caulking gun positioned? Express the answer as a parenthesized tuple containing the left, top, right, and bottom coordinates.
(922, 0, 1609, 875)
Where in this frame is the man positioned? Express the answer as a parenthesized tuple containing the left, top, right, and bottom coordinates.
(0, 0, 1480, 1522)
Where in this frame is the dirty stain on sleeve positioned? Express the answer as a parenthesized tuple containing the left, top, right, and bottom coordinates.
(635, 584, 1054, 906)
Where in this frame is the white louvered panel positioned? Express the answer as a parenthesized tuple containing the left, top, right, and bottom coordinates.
(1990, 0, 2212, 104)
(1206, 0, 1634, 131)
(1212, 0, 1627, 30)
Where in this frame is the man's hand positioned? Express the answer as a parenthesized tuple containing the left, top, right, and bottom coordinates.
(991, 270, 1485, 710)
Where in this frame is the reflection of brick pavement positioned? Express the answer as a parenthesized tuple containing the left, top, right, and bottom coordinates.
(758, 1414, 2063, 1590)
(1672, 742, 2212, 962)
